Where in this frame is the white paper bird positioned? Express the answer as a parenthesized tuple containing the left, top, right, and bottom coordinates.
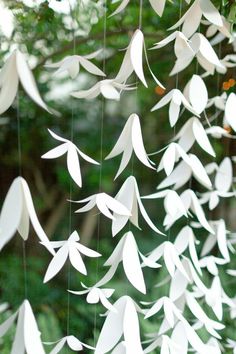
(71, 79, 135, 101)
(169, 0, 223, 39)
(0, 177, 54, 255)
(93, 231, 160, 294)
(45, 49, 105, 79)
(95, 296, 143, 354)
(0, 49, 51, 115)
(70, 285, 115, 312)
(151, 89, 198, 127)
(115, 29, 164, 88)
(112, 176, 165, 236)
(74, 192, 131, 220)
(174, 117, 215, 156)
(0, 300, 45, 354)
(42, 129, 99, 187)
(43, 231, 101, 282)
(105, 113, 155, 179)
(47, 335, 94, 354)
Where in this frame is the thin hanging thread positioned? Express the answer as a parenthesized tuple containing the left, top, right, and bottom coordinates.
(66, 0, 76, 340)
(16, 91, 28, 300)
(93, 0, 107, 345)
(168, 0, 182, 239)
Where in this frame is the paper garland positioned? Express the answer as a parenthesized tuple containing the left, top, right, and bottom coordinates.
(0, 0, 236, 353)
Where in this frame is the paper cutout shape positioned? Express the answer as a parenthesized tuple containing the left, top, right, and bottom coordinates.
(145, 241, 190, 280)
(0, 177, 54, 255)
(43, 231, 101, 282)
(0, 300, 45, 354)
(105, 113, 155, 179)
(115, 29, 164, 88)
(71, 79, 135, 101)
(183, 75, 208, 114)
(156, 144, 212, 189)
(45, 49, 105, 78)
(157, 153, 212, 190)
(112, 176, 164, 236)
(70, 285, 115, 312)
(151, 89, 198, 127)
(169, 0, 223, 39)
(200, 157, 234, 210)
(46, 335, 94, 354)
(73, 192, 131, 220)
(95, 296, 143, 354)
(93, 232, 160, 294)
(42, 129, 99, 187)
(174, 117, 215, 156)
(142, 189, 188, 227)
(0, 49, 51, 115)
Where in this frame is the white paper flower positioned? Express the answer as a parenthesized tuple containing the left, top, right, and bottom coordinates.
(45, 49, 105, 79)
(151, 89, 198, 127)
(42, 129, 99, 187)
(0, 49, 52, 115)
(70, 285, 115, 312)
(95, 296, 143, 354)
(43, 231, 101, 282)
(47, 335, 94, 354)
(105, 113, 155, 179)
(112, 176, 164, 236)
(0, 300, 45, 354)
(93, 231, 160, 294)
(0, 177, 54, 255)
(74, 192, 131, 220)
(174, 117, 215, 156)
(169, 0, 223, 39)
(71, 79, 135, 101)
(115, 29, 164, 88)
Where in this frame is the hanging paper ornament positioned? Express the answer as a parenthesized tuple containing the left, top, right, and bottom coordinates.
(0, 177, 54, 254)
(45, 49, 105, 78)
(42, 129, 99, 187)
(0, 49, 52, 115)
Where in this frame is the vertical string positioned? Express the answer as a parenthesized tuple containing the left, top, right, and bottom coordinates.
(168, 0, 182, 239)
(17, 92, 28, 300)
(66, 0, 76, 342)
(93, 0, 107, 345)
